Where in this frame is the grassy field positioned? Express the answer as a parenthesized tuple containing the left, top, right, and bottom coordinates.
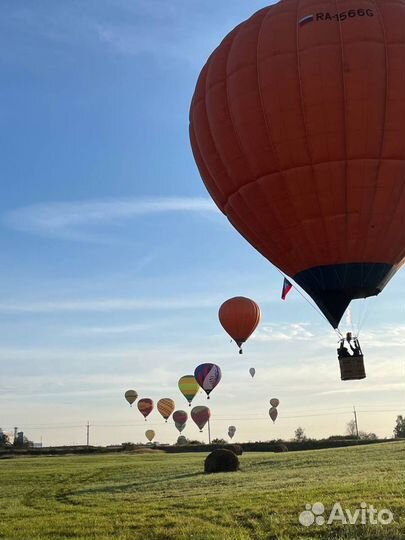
(0, 442, 404, 540)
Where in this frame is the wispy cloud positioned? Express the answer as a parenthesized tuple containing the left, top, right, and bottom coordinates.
(4, 196, 218, 241)
(252, 322, 315, 342)
(0, 294, 220, 314)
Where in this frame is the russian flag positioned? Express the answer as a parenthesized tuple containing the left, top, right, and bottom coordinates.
(281, 278, 293, 300)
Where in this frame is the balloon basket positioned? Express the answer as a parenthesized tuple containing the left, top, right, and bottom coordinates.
(339, 355, 366, 380)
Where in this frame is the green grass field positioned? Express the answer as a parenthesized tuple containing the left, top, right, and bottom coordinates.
(0, 442, 404, 540)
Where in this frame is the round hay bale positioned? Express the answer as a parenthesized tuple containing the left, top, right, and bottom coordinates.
(204, 448, 239, 474)
(273, 443, 289, 453)
(224, 444, 243, 455)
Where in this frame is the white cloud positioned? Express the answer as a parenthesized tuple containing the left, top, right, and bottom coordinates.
(0, 294, 220, 314)
(4, 196, 218, 241)
(252, 322, 315, 342)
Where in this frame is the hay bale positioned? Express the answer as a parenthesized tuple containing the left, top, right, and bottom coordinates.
(224, 444, 243, 455)
(273, 443, 289, 453)
(204, 449, 239, 473)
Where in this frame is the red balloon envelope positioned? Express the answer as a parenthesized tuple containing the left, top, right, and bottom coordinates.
(219, 297, 261, 353)
(137, 398, 154, 421)
(190, 1, 405, 329)
(191, 405, 211, 432)
(173, 410, 188, 425)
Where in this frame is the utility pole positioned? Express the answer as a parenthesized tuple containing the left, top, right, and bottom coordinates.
(353, 406, 359, 439)
(86, 421, 90, 447)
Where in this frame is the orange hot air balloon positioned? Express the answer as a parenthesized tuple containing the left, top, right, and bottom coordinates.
(157, 398, 175, 422)
(137, 398, 154, 421)
(219, 297, 260, 353)
(190, 1, 405, 330)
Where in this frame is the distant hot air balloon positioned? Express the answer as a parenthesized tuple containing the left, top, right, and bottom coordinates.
(145, 429, 155, 442)
(137, 398, 154, 421)
(249, 368, 256, 379)
(269, 407, 278, 424)
(228, 425, 236, 439)
(219, 297, 261, 353)
(191, 406, 211, 432)
(178, 375, 200, 407)
(157, 398, 175, 422)
(175, 422, 186, 433)
(190, 1, 405, 334)
(194, 364, 222, 399)
(270, 398, 280, 408)
(124, 389, 138, 407)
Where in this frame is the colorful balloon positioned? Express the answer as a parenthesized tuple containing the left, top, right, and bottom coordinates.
(137, 398, 154, 421)
(269, 407, 278, 423)
(228, 425, 236, 439)
(190, 2, 405, 329)
(194, 363, 222, 398)
(218, 297, 261, 353)
(178, 375, 200, 406)
(145, 429, 155, 442)
(270, 398, 280, 408)
(249, 368, 256, 378)
(191, 405, 211, 432)
(124, 389, 138, 406)
(157, 398, 175, 422)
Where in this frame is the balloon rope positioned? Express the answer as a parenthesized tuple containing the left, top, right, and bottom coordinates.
(275, 267, 343, 338)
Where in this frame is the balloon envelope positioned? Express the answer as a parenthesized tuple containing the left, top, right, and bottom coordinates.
(194, 363, 222, 397)
(249, 368, 256, 378)
(190, 2, 405, 329)
(157, 398, 175, 421)
(191, 406, 211, 431)
(175, 421, 186, 433)
(124, 389, 138, 406)
(137, 398, 154, 420)
(270, 398, 280, 408)
(173, 410, 188, 425)
(269, 407, 278, 423)
(145, 429, 155, 442)
(219, 297, 260, 352)
(228, 425, 236, 439)
(178, 375, 200, 406)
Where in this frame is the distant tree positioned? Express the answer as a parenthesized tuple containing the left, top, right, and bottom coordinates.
(176, 436, 188, 446)
(359, 431, 378, 440)
(394, 415, 405, 438)
(211, 438, 227, 445)
(0, 428, 10, 447)
(121, 442, 136, 450)
(294, 427, 307, 442)
(346, 419, 358, 438)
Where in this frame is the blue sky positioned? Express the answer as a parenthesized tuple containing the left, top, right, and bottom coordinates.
(1, 1, 404, 446)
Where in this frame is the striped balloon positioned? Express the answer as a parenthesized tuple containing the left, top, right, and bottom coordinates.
(178, 375, 200, 406)
(124, 389, 138, 406)
(157, 398, 175, 422)
(194, 363, 222, 398)
(137, 398, 154, 421)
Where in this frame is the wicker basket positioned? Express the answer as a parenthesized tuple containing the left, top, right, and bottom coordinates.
(339, 355, 366, 380)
